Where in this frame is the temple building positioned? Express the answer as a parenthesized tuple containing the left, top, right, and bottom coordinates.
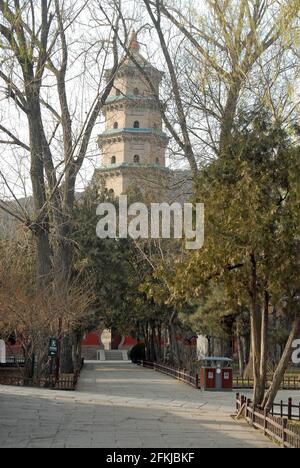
(93, 32, 170, 198)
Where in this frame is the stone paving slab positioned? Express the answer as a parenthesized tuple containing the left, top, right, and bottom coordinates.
(0, 362, 293, 448)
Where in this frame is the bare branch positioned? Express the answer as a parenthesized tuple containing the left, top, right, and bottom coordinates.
(0, 125, 30, 151)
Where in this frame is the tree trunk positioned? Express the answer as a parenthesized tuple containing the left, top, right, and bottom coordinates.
(149, 322, 156, 362)
(250, 309, 264, 405)
(169, 323, 181, 367)
(244, 334, 250, 363)
(142, 323, 151, 361)
(219, 82, 241, 155)
(163, 325, 168, 362)
(27, 96, 53, 284)
(262, 315, 300, 411)
(236, 325, 245, 377)
(157, 323, 162, 362)
(249, 254, 263, 405)
(257, 289, 270, 404)
(207, 336, 213, 356)
(72, 332, 82, 373)
(60, 334, 74, 374)
(23, 346, 33, 380)
(244, 352, 253, 379)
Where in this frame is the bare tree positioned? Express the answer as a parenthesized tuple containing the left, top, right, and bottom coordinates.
(95, 0, 299, 176)
(0, 236, 96, 378)
(0, 0, 120, 285)
(140, 0, 299, 160)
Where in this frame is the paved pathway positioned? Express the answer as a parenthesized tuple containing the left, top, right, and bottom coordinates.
(0, 362, 286, 448)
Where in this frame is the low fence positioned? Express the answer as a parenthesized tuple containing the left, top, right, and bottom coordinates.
(0, 358, 84, 391)
(234, 376, 300, 391)
(271, 398, 300, 421)
(140, 361, 199, 389)
(154, 362, 199, 389)
(236, 394, 300, 449)
(0, 356, 25, 368)
(141, 361, 154, 370)
(139, 362, 300, 411)
(0, 374, 78, 391)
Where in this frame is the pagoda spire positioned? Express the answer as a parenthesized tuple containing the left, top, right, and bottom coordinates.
(129, 30, 140, 52)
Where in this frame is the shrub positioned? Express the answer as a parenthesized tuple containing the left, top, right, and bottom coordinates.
(129, 343, 145, 363)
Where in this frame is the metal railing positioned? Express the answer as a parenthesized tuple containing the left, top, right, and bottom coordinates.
(233, 376, 300, 390)
(140, 361, 199, 389)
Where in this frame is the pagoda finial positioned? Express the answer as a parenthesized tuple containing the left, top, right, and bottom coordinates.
(129, 30, 140, 52)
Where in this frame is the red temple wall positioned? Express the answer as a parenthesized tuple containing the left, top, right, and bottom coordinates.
(82, 332, 100, 346)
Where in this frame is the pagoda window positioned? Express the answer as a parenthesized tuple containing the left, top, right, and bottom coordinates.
(113, 122, 119, 129)
(111, 156, 116, 165)
(156, 158, 160, 166)
(134, 121, 140, 129)
(133, 88, 139, 96)
(133, 154, 140, 164)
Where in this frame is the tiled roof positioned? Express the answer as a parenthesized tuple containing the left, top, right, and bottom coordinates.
(98, 128, 169, 139)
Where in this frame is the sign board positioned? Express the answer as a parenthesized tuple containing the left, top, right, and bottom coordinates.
(208, 372, 214, 380)
(48, 338, 58, 357)
(224, 372, 230, 380)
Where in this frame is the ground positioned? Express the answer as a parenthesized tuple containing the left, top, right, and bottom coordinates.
(0, 362, 298, 449)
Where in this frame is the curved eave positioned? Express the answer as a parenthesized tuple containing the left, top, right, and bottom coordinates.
(102, 96, 166, 113)
(105, 63, 164, 81)
(95, 164, 170, 174)
(98, 129, 170, 147)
